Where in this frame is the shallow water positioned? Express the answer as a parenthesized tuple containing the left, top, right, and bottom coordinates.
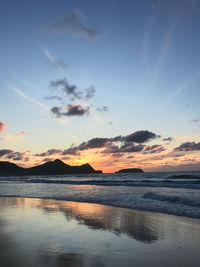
(0, 197, 200, 267)
(0, 172, 200, 219)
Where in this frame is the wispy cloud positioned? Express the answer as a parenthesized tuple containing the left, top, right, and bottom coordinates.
(15, 75, 42, 92)
(1, 131, 29, 142)
(43, 9, 102, 39)
(43, 48, 68, 73)
(191, 119, 199, 123)
(154, 1, 190, 79)
(12, 87, 49, 111)
(169, 72, 200, 100)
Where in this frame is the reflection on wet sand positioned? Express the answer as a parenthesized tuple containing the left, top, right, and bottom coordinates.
(42, 200, 160, 243)
(0, 197, 159, 243)
(0, 197, 200, 267)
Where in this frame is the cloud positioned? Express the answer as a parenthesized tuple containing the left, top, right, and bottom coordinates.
(62, 148, 80, 155)
(163, 137, 173, 142)
(6, 151, 26, 161)
(0, 150, 28, 161)
(170, 73, 200, 100)
(85, 86, 96, 99)
(103, 142, 145, 154)
(15, 75, 42, 92)
(44, 95, 63, 101)
(71, 130, 159, 152)
(17, 131, 28, 136)
(51, 104, 90, 118)
(149, 163, 200, 172)
(32, 130, 160, 160)
(78, 137, 111, 150)
(50, 78, 82, 100)
(49, 77, 96, 101)
(43, 49, 69, 70)
(143, 145, 165, 154)
(111, 153, 124, 158)
(43, 9, 101, 39)
(12, 87, 49, 111)
(191, 119, 199, 123)
(124, 130, 160, 143)
(42, 158, 53, 162)
(0, 122, 6, 133)
(97, 106, 108, 112)
(175, 141, 200, 151)
(35, 147, 80, 158)
(0, 149, 13, 157)
(34, 149, 63, 157)
(1, 131, 29, 141)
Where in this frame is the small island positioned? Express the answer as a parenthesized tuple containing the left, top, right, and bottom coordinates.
(116, 168, 144, 173)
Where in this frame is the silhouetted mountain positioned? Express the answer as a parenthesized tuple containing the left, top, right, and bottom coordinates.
(0, 159, 102, 176)
(116, 168, 144, 173)
(0, 161, 25, 176)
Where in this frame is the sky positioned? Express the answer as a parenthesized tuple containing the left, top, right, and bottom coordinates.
(0, 0, 200, 172)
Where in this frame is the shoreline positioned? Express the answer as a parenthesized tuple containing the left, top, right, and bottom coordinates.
(0, 195, 200, 221)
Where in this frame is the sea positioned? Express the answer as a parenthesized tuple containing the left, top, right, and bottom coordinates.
(0, 171, 200, 219)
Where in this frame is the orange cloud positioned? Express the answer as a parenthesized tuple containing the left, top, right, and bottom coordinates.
(0, 122, 6, 133)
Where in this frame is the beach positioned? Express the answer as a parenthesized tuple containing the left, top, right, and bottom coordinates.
(0, 172, 200, 219)
(0, 197, 200, 267)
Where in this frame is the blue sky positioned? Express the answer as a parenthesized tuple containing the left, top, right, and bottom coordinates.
(0, 0, 200, 172)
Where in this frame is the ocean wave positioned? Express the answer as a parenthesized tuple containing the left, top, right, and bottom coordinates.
(1, 177, 200, 189)
(143, 192, 200, 208)
(167, 174, 200, 179)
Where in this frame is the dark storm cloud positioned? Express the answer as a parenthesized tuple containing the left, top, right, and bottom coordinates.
(162, 137, 173, 142)
(43, 9, 101, 39)
(175, 141, 200, 151)
(124, 130, 160, 143)
(0, 149, 13, 157)
(97, 106, 108, 112)
(49, 78, 96, 101)
(51, 105, 89, 118)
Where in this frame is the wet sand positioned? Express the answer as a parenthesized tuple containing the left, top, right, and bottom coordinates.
(0, 197, 200, 267)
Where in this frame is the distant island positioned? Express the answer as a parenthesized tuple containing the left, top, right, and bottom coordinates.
(0, 159, 102, 176)
(116, 168, 144, 173)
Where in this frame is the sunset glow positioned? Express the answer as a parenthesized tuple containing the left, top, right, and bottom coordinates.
(0, 0, 200, 172)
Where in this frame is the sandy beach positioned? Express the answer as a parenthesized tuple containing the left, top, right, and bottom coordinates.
(0, 197, 200, 267)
